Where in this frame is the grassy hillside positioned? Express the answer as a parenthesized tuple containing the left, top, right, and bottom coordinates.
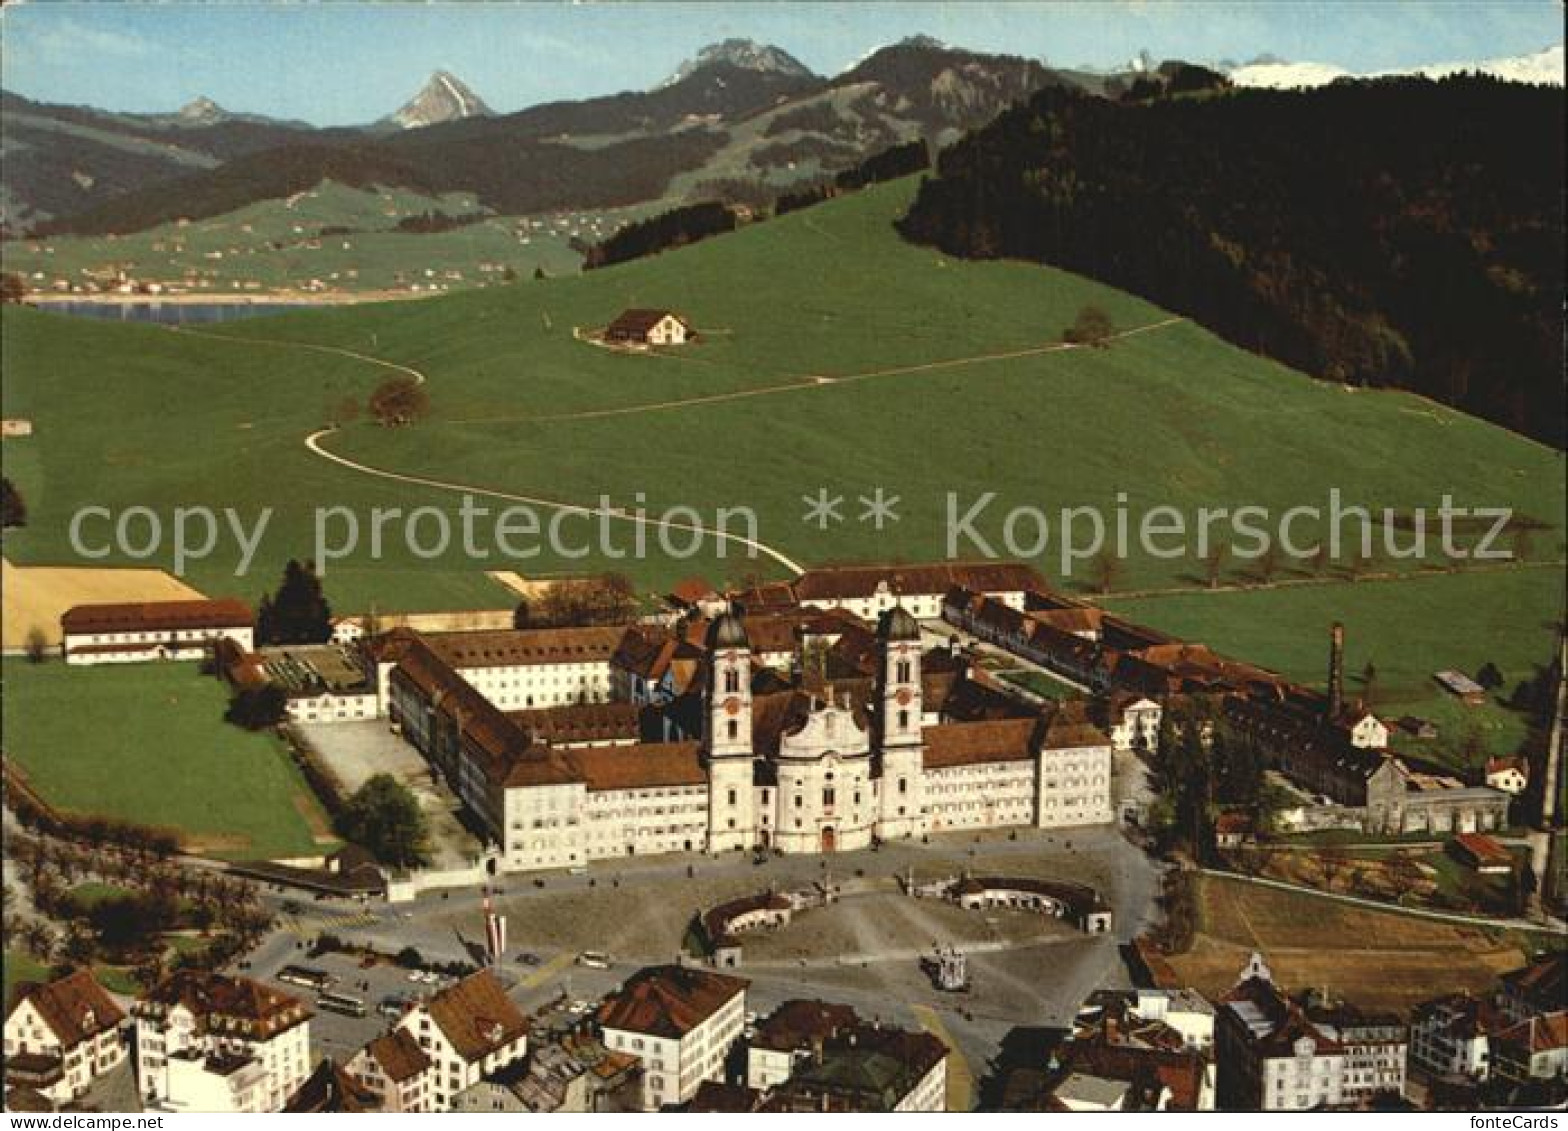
(3, 178, 1562, 632)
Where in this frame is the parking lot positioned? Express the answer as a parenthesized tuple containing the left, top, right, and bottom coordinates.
(294, 720, 483, 870)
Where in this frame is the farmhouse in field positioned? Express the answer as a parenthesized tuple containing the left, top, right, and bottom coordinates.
(604, 308, 692, 346)
(60, 598, 254, 666)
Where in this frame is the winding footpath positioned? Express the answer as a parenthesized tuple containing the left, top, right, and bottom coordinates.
(453, 314, 1188, 426)
(171, 323, 809, 576)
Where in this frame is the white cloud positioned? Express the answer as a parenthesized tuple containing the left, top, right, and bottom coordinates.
(10, 14, 155, 63)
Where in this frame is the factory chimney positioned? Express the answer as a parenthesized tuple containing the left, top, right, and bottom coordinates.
(1327, 622, 1345, 721)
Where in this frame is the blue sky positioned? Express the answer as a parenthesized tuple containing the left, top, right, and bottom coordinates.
(2, 2, 1561, 125)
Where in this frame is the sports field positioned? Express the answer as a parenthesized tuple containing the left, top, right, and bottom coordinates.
(1, 659, 333, 859)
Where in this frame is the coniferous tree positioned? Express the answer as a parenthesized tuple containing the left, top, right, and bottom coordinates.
(257, 560, 332, 644)
(0, 477, 27, 528)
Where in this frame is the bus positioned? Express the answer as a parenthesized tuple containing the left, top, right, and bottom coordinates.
(317, 991, 367, 1018)
(278, 966, 333, 992)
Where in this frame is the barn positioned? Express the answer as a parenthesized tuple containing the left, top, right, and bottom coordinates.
(605, 309, 692, 346)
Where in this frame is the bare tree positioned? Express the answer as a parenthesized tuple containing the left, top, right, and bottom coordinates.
(1202, 542, 1227, 590)
(1255, 545, 1282, 585)
(1091, 548, 1122, 595)
(24, 627, 50, 664)
(368, 376, 429, 427)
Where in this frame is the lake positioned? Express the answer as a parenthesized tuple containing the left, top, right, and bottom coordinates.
(32, 301, 310, 325)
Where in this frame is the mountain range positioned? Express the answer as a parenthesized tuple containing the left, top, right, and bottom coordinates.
(1, 36, 1561, 238)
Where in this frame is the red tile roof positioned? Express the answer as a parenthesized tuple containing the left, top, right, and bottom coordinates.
(596, 965, 747, 1040)
(365, 1029, 431, 1083)
(6, 969, 124, 1049)
(61, 598, 253, 636)
(136, 971, 309, 1040)
(422, 970, 529, 1064)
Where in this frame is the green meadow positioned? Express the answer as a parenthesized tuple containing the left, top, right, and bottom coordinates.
(2, 176, 1562, 699)
(1, 660, 330, 859)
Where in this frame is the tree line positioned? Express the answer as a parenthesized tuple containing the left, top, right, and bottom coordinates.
(585, 140, 932, 269)
(897, 76, 1565, 445)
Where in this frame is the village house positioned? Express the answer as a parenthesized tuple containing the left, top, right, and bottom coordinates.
(346, 1029, 434, 1112)
(133, 971, 312, 1114)
(1006, 1038, 1213, 1112)
(392, 970, 529, 1111)
(1434, 670, 1488, 705)
(1491, 1012, 1568, 1086)
(216, 639, 378, 724)
(61, 598, 254, 666)
(1485, 755, 1530, 795)
(3, 969, 126, 1104)
(1498, 953, 1566, 1025)
(282, 1058, 380, 1113)
(605, 308, 692, 346)
(1074, 987, 1217, 1053)
(739, 998, 948, 1110)
(1215, 954, 1406, 1111)
(596, 964, 748, 1111)
(758, 1020, 949, 1112)
(1409, 992, 1500, 1082)
(449, 1033, 638, 1113)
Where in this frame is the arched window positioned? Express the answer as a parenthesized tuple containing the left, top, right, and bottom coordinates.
(724, 669, 739, 694)
(726, 720, 739, 741)
(898, 709, 909, 731)
(896, 660, 911, 683)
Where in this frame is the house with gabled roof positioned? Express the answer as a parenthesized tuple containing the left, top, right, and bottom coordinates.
(394, 970, 528, 1111)
(347, 1029, 433, 1112)
(596, 964, 748, 1110)
(4, 969, 126, 1103)
(605, 309, 692, 346)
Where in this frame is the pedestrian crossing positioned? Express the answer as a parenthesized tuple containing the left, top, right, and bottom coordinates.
(518, 949, 577, 990)
(275, 905, 380, 938)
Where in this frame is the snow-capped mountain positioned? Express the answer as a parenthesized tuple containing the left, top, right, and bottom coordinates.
(176, 96, 228, 125)
(662, 39, 816, 86)
(1231, 43, 1563, 89)
(384, 71, 492, 129)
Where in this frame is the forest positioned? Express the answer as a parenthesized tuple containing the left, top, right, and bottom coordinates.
(897, 76, 1565, 445)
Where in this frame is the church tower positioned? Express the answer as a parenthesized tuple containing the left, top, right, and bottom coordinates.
(704, 612, 756, 853)
(875, 605, 927, 840)
(877, 605, 923, 748)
